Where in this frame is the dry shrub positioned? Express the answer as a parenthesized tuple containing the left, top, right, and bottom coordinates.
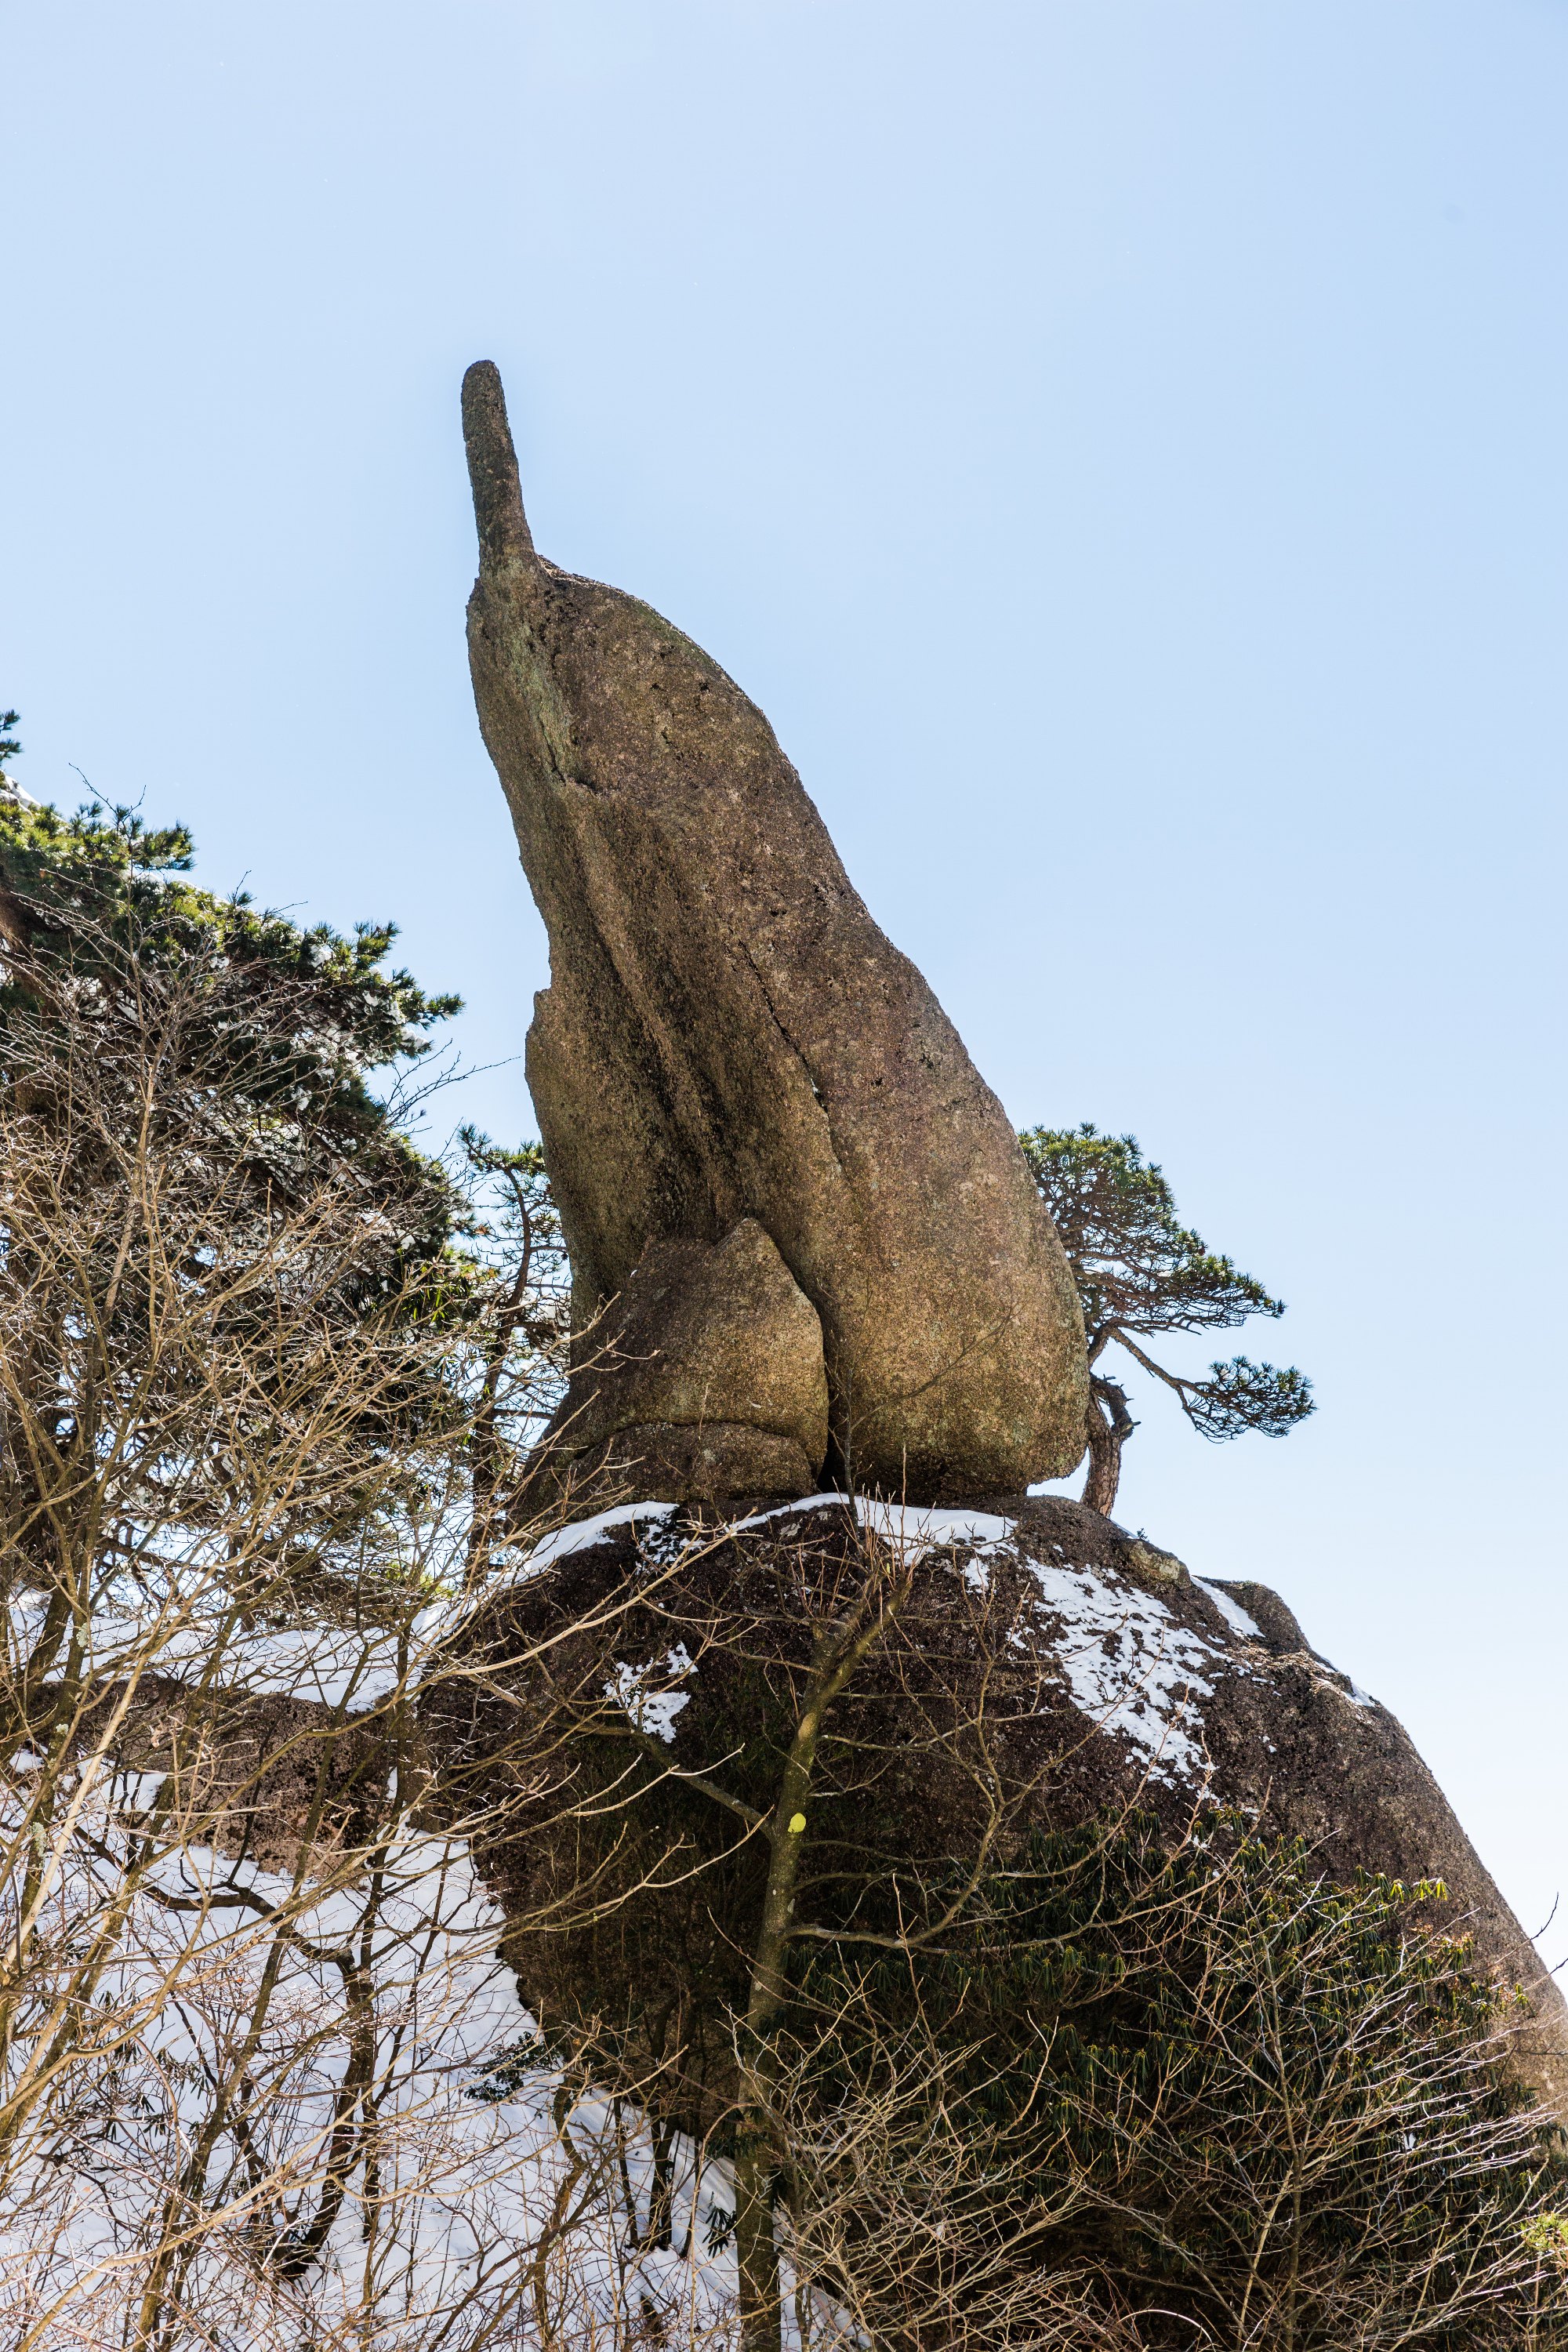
(774, 1815, 1568, 2349)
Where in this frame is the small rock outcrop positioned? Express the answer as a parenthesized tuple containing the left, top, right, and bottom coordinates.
(462, 361, 1087, 1499)
(539, 1218, 829, 1504)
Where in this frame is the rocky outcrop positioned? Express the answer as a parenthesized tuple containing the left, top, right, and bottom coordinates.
(450, 357, 1567, 2152)
(431, 1494, 1568, 2129)
(461, 361, 1087, 1500)
(539, 1218, 829, 1504)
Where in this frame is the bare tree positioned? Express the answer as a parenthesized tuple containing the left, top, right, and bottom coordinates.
(767, 1812, 1568, 2349)
(0, 798, 695, 2349)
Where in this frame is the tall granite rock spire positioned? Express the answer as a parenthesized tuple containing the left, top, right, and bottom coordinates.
(461, 360, 1087, 1498)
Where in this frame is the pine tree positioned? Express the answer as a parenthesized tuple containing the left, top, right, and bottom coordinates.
(0, 730, 484, 1740)
(1020, 1123, 1314, 1512)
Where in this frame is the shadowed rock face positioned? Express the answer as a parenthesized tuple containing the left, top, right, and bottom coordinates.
(462, 361, 1087, 1499)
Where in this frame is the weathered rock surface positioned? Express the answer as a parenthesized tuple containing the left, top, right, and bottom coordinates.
(462, 360, 1087, 1499)
(433, 1494, 1568, 2128)
(540, 1218, 828, 1503)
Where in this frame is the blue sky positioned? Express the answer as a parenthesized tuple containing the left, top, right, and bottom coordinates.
(3, 2, 1565, 1952)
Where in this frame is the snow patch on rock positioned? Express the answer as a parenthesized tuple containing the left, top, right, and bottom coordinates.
(521, 1500, 678, 1575)
(797, 1503, 1234, 1790)
(1193, 1577, 1263, 1639)
(604, 1643, 697, 1743)
(728, 1490, 1017, 1561)
(1023, 1559, 1227, 1788)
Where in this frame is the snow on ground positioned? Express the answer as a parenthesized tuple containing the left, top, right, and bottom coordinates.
(0, 1767, 742, 2350)
(1, 1505, 688, 1725)
(5, 1588, 404, 1709)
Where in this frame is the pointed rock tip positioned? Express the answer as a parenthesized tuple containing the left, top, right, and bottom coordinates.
(462, 360, 535, 568)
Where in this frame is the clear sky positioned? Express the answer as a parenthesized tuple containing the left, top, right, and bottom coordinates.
(3, 2, 1564, 1956)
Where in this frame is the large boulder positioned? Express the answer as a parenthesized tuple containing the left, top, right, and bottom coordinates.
(430, 1494, 1568, 2130)
(461, 361, 1087, 1500)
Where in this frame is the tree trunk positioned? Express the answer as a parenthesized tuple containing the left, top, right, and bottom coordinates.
(1080, 1376, 1134, 1515)
(731, 1579, 905, 2352)
(733, 1700, 820, 2352)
